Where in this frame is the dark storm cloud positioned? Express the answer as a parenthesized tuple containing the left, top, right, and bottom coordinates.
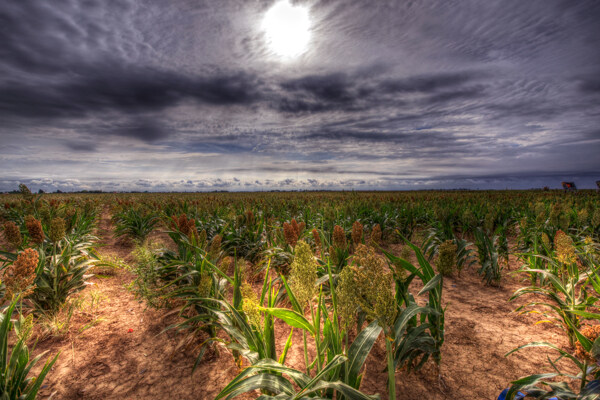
(274, 70, 485, 114)
(0, 65, 261, 141)
(379, 72, 477, 94)
(578, 77, 600, 94)
(64, 141, 97, 152)
(1, 0, 599, 190)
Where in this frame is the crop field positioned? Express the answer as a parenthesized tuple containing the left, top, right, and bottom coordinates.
(1, 186, 600, 399)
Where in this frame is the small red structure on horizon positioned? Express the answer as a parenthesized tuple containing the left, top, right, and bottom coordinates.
(562, 181, 577, 192)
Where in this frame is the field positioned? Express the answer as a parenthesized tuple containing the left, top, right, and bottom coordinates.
(1, 188, 600, 399)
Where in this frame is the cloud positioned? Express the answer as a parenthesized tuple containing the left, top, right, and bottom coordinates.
(0, 0, 599, 190)
(64, 141, 97, 152)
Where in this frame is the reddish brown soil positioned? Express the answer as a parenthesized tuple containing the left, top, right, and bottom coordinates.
(29, 210, 572, 399)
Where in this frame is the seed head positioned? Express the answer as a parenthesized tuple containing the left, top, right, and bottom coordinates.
(400, 245, 411, 260)
(369, 224, 382, 246)
(549, 203, 562, 227)
(289, 240, 317, 307)
(311, 229, 322, 256)
(351, 221, 363, 246)
(3, 221, 22, 249)
(352, 244, 397, 328)
(535, 210, 546, 226)
(25, 215, 44, 245)
(592, 209, 600, 227)
(333, 225, 347, 250)
(541, 233, 551, 250)
(241, 283, 262, 329)
(245, 210, 255, 226)
(578, 208, 589, 225)
(172, 214, 198, 240)
(283, 221, 298, 247)
(39, 206, 51, 226)
(209, 234, 222, 259)
(49, 217, 66, 243)
(197, 273, 212, 298)
(335, 266, 358, 328)
(574, 325, 600, 362)
(290, 219, 299, 236)
(554, 230, 576, 265)
(198, 229, 207, 247)
(3, 248, 39, 299)
(436, 240, 457, 276)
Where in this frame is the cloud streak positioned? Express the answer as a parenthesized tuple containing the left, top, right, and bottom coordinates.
(0, 0, 599, 191)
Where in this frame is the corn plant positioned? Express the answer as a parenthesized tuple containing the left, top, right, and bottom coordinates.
(474, 228, 503, 285)
(280, 261, 383, 395)
(504, 339, 600, 399)
(455, 237, 476, 275)
(221, 211, 266, 263)
(215, 355, 379, 400)
(0, 299, 59, 399)
(65, 206, 98, 238)
(502, 236, 600, 399)
(113, 207, 159, 243)
(422, 223, 454, 260)
(217, 269, 293, 367)
(384, 237, 446, 369)
(504, 296, 600, 399)
(30, 236, 98, 314)
(159, 247, 233, 366)
(510, 247, 595, 347)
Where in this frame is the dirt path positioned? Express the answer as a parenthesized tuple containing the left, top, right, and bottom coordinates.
(360, 262, 569, 399)
(33, 210, 571, 399)
(35, 208, 240, 399)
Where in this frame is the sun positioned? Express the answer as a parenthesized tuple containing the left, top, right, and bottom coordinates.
(262, 1, 311, 59)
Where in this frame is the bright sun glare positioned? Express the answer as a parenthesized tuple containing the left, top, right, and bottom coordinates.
(262, 1, 310, 59)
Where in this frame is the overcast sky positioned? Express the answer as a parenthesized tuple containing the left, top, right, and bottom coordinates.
(1, 0, 599, 192)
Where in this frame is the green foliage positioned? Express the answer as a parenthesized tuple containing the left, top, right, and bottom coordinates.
(385, 237, 446, 367)
(113, 207, 159, 242)
(474, 228, 503, 286)
(30, 236, 98, 314)
(216, 356, 379, 400)
(127, 244, 167, 308)
(0, 298, 59, 399)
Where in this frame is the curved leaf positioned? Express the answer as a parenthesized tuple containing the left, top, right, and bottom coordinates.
(263, 307, 316, 336)
(347, 321, 382, 388)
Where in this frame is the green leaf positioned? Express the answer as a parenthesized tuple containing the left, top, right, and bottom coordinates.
(263, 307, 316, 335)
(571, 310, 600, 320)
(298, 354, 348, 395)
(591, 337, 600, 361)
(347, 321, 382, 388)
(280, 275, 303, 314)
(278, 328, 294, 365)
(506, 373, 559, 399)
(301, 380, 380, 400)
(394, 304, 433, 341)
(418, 274, 442, 296)
(223, 373, 295, 399)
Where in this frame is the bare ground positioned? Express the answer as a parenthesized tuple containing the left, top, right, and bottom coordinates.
(30, 209, 571, 399)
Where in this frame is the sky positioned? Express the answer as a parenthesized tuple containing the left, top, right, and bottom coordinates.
(1, 0, 599, 192)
